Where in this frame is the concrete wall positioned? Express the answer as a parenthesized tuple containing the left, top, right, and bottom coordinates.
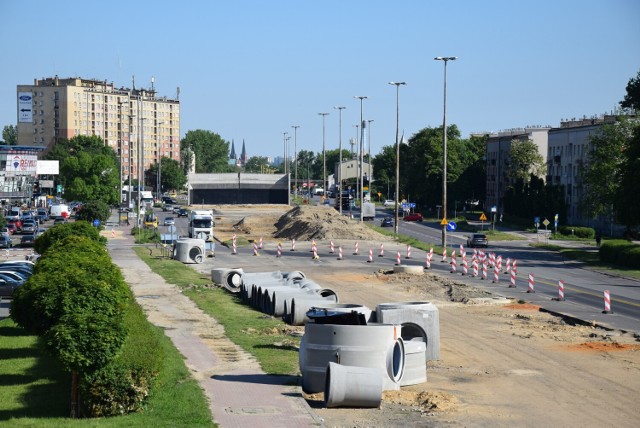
(188, 173, 289, 205)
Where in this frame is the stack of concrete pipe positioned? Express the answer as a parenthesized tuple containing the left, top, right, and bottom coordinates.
(299, 322, 406, 409)
(211, 268, 245, 293)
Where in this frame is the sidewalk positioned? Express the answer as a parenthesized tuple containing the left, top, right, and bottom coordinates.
(105, 218, 321, 427)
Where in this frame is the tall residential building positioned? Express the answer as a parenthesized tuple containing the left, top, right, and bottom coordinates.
(16, 76, 180, 184)
(484, 127, 550, 214)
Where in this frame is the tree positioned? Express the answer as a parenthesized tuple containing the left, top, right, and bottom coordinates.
(244, 156, 271, 173)
(60, 151, 120, 205)
(34, 220, 107, 255)
(1, 125, 17, 145)
(146, 157, 187, 193)
(75, 200, 110, 224)
(620, 69, 640, 111)
(507, 139, 545, 184)
(180, 130, 231, 173)
(615, 124, 640, 231)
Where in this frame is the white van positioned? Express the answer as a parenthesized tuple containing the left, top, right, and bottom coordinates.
(50, 204, 70, 220)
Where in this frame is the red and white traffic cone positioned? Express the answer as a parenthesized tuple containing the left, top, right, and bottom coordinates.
(462, 256, 468, 276)
(509, 268, 516, 288)
(603, 290, 612, 313)
(353, 241, 359, 255)
(504, 257, 511, 274)
(232, 236, 237, 255)
(492, 264, 499, 283)
(395, 250, 401, 266)
(337, 246, 343, 260)
(489, 253, 496, 268)
(111, 228, 115, 238)
(555, 279, 565, 301)
(460, 244, 464, 255)
(472, 258, 478, 277)
(406, 244, 412, 259)
(253, 242, 259, 256)
(276, 242, 282, 258)
(291, 239, 296, 251)
(451, 252, 457, 273)
(330, 240, 335, 254)
(426, 251, 432, 270)
(481, 261, 488, 280)
(527, 273, 535, 293)
(311, 239, 316, 252)
(379, 243, 384, 257)
(512, 259, 518, 275)
(312, 246, 319, 260)
(259, 236, 263, 249)
(367, 248, 373, 263)
(496, 255, 502, 272)
(441, 248, 448, 263)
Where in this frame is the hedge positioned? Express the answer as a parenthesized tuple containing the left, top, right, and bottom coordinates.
(599, 240, 640, 269)
(558, 225, 595, 239)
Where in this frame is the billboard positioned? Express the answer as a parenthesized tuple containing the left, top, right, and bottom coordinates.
(18, 92, 33, 123)
(36, 160, 59, 175)
(4, 153, 38, 176)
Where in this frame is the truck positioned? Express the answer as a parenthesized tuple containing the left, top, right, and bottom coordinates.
(361, 202, 376, 221)
(188, 210, 215, 241)
(50, 204, 70, 220)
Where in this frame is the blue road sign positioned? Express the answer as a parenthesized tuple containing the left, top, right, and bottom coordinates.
(93, 219, 100, 227)
(447, 221, 457, 231)
(409, 202, 416, 208)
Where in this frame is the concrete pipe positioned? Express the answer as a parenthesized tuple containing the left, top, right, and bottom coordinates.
(393, 265, 424, 275)
(299, 323, 405, 394)
(297, 278, 322, 292)
(306, 304, 372, 324)
(289, 293, 340, 326)
(211, 268, 244, 293)
(173, 238, 206, 264)
(400, 339, 427, 386)
(376, 302, 440, 361)
(324, 362, 383, 408)
(282, 271, 306, 281)
(241, 271, 283, 285)
(271, 287, 338, 318)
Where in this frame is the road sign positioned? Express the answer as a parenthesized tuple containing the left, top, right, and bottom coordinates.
(534, 216, 540, 224)
(440, 217, 448, 226)
(447, 221, 457, 231)
(409, 202, 416, 208)
(93, 219, 100, 227)
(479, 212, 487, 221)
(168, 225, 177, 235)
(543, 218, 550, 227)
(491, 206, 497, 213)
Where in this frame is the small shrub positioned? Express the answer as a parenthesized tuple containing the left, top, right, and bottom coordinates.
(558, 225, 595, 239)
(600, 240, 640, 269)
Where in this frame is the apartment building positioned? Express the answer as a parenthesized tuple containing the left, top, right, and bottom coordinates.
(16, 76, 180, 183)
(484, 127, 550, 214)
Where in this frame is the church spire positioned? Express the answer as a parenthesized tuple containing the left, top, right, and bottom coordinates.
(230, 139, 236, 160)
(240, 139, 247, 165)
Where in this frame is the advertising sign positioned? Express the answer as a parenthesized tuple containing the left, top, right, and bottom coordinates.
(3, 153, 38, 176)
(18, 92, 33, 123)
(36, 160, 60, 175)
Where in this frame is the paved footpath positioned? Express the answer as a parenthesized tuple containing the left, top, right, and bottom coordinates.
(106, 228, 322, 428)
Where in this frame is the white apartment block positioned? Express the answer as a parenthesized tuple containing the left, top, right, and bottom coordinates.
(484, 127, 550, 213)
(16, 76, 180, 183)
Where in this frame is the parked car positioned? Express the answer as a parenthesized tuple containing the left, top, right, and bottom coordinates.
(0, 235, 12, 248)
(5, 223, 17, 234)
(383, 199, 395, 207)
(20, 234, 36, 247)
(21, 220, 38, 234)
(403, 213, 423, 222)
(381, 217, 394, 227)
(163, 217, 176, 226)
(0, 271, 29, 283)
(467, 233, 489, 248)
(0, 278, 21, 298)
(1, 227, 11, 236)
(36, 208, 49, 223)
(7, 218, 22, 232)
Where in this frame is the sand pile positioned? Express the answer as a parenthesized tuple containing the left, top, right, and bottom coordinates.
(273, 205, 385, 241)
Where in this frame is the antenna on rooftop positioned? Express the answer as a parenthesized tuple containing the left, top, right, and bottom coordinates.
(151, 76, 155, 91)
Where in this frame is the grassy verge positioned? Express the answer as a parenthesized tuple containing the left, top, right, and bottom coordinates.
(134, 247, 301, 375)
(0, 316, 214, 427)
(532, 243, 640, 280)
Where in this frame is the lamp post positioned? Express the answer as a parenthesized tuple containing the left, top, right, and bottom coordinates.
(118, 101, 124, 219)
(127, 113, 136, 212)
(367, 119, 373, 201)
(318, 112, 329, 199)
(334, 106, 346, 214)
(292, 125, 300, 199)
(282, 132, 289, 176)
(434, 56, 457, 248)
(388, 81, 406, 234)
(354, 96, 367, 221)
(156, 121, 165, 200)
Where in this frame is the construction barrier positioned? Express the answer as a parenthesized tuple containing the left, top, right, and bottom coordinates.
(379, 243, 384, 257)
(337, 246, 343, 260)
(450, 252, 457, 273)
(406, 245, 412, 259)
(367, 248, 373, 263)
(395, 251, 401, 266)
(603, 290, 612, 314)
(354, 242, 359, 255)
(527, 273, 535, 293)
(277, 242, 282, 258)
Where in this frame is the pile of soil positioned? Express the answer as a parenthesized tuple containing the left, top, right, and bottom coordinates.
(273, 205, 385, 241)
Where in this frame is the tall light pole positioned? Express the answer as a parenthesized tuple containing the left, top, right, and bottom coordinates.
(434, 56, 457, 248)
(292, 125, 300, 199)
(127, 113, 136, 210)
(389, 82, 406, 234)
(282, 132, 289, 176)
(156, 121, 165, 200)
(318, 112, 329, 198)
(354, 96, 367, 221)
(334, 106, 346, 214)
(367, 119, 374, 199)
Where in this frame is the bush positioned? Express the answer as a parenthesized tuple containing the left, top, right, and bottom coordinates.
(558, 225, 595, 239)
(600, 240, 640, 269)
(34, 220, 107, 255)
(75, 200, 111, 224)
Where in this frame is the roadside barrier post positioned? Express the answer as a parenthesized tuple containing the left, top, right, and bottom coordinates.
(406, 244, 412, 259)
(472, 258, 478, 277)
(426, 251, 432, 269)
(554, 279, 565, 301)
(603, 290, 612, 314)
(395, 251, 401, 266)
(451, 252, 457, 273)
(253, 242, 259, 256)
(441, 248, 447, 263)
(481, 261, 487, 280)
(353, 241, 359, 255)
(492, 264, 499, 283)
(337, 246, 343, 260)
(509, 269, 516, 288)
(527, 273, 535, 293)
(276, 242, 282, 258)
(291, 239, 296, 251)
(232, 235, 237, 255)
(367, 248, 373, 263)
(259, 236, 263, 249)
(505, 257, 511, 274)
(330, 240, 335, 254)
(379, 243, 384, 257)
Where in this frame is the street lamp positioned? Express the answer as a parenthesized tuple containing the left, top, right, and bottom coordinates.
(127, 113, 136, 211)
(388, 81, 406, 234)
(334, 106, 346, 214)
(156, 121, 165, 200)
(434, 56, 457, 248)
(282, 132, 289, 176)
(367, 119, 374, 201)
(318, 112, 329, 199)
(292, 125, 300, 199)
(354, 96, 367, 221)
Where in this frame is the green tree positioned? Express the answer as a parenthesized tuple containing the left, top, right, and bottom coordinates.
(507, 139, 545, 184)
(620, 69, 640, 111)
(34, 220, 107, 255)
(61, 151, 120, 205)
(147, 157, 187, 193)
(180, 130, 231, 173)
(75, 200, 110, 224)
(615, 124, 640, 231)
(244, 156, 271, 173)
(1, 124, 17, 145)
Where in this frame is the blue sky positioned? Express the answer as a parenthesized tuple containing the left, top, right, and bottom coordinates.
(1, 0, 638, 158)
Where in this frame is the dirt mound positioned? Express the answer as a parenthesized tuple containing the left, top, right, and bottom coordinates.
(273, 205, 385, 241)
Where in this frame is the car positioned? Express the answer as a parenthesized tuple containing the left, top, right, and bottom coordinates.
(0, 278, 21, 298)
(0, 235, 12, 248)
(173, 206, 182, 215)
(383, 199, 395, 207)
(53, 218, 67, 225)
(21, 220, 38, 234)
(467, 233, 488, 248)
(20, 234, 36, 247)
(36, 208, 49, 223)
(403, 213, 423, 222)
(164, 203, 173, 212)
(7, 218, 22, 232)
(163, 217, 176, 226)
(5, 223, 17, 234)
(1, 227, 11, 236)
(0, 270, 29, 283)
(381, 217, 394, 227)
(178, 208, 189, 218)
